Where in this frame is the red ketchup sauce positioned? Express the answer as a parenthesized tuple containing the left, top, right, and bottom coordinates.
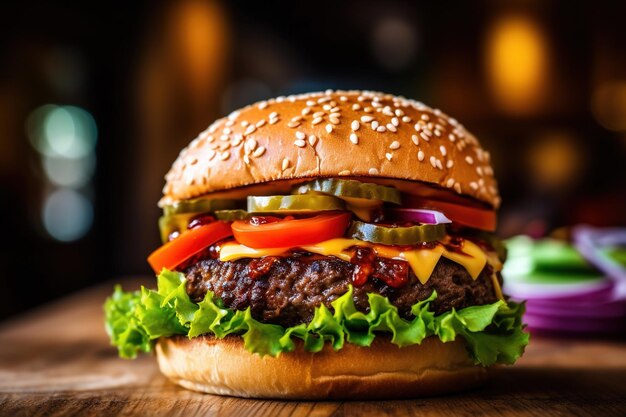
(349, 247, 410, 289)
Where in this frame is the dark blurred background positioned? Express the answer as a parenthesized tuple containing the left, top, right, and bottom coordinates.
(1, 0, 625, 320)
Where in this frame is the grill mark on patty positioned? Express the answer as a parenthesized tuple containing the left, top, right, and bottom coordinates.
(184, 256, 499, 328)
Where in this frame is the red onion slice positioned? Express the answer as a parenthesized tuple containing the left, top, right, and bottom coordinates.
(573, 225, 626, 283)
(388, 208, 451, 225)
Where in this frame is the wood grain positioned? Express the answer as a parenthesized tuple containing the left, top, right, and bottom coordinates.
(1, 278, 625, 417)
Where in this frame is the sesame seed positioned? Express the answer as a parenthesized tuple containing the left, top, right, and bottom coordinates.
(465, 156, 474, 165)
(414, 123, 422, 132)
(256, 119, 266, 127)
(209, 125, 218, 133)
(312, 117, 323, 125)
(421, 114, 430, 121)
(385, 153, 393, 161)
(269, 112, 278, 119)
(368, 168, 379, 175)
(330, 107, 340, 113)
(420, 132, 431, 142)
(302, 107, 312, 116)
(232, 135, 244, 147)
(395, 109, 404, 117)
(469, 182, 478, 190)
(350, 133, 359, 144)
(448, 134, 456, 142)
(219, 142, 230, 151)
(376, 126, 386, 133)
(391, 117, 399, 126)
(417, 150, 425, 161)
(434, 129, 441, 137)
(219, 151, 230, 160)
(430, 156, 437, 168)
(220, 134, 229, 141)
(253, 146, 266, 157)
(326, 124, 333, 133)
(338, 170, 351, 175)
(294, 139, 306, 148)
(436, 159, 443, 170)
(422, 127, 433, 137)
(258, 101, 268, 110)
(352, 104, 361, 110)
(389, 141, 400, 150)
(453, 183, 462, 193)
(440, 145, 447, 156)
(361, 116, 374, 123)
(329, 117, 340, 125)
(223, 127, 232, 134)
(340, 96, 348, 102)
(402, 116, 411, 123)
(313, 111, 325, 118)
(446, 178, 455, 188)
(351, 120, 360, 131)
(287, 121, 301, 128)
(306, 100, 315, 106)
(323, 104, 332, 111)
(476, 166, 484, 176)
(296, 131, 306, 140)
(269, 118, 279, 125)
(225, 120, 234, 127)
(207, 149, 216, 160)
(386, 123, 397, 132)
(291, 116, 303, 122)
(371, 121, 380, 130)
(446, 160, 454, 168)
(411, 135, 419, 146)
(282, 158, 290, 170)
(364, 107, 373, 113)
(245, 125, 256, 135)
(308, 135, 318, 146)
(243, 154, 250, 164)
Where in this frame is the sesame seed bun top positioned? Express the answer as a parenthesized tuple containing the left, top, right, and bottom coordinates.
(161, 90, 500, 208)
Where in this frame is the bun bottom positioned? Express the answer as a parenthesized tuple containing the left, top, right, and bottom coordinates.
(156, 335, 489, 399)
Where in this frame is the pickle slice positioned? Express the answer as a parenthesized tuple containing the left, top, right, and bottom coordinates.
(158, 213, 196, 243)
(247, 195, 345, 213)
(163, 198, 241, 216)
(294, 178, 401, 204)
(348, 221, 446, 245)
(214, 209, 249, 221)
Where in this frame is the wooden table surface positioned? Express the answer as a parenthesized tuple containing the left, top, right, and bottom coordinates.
(1, 278, 625, 417)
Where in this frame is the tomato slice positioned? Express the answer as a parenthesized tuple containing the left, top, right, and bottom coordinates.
(405, 196, 497, 231)
(147, 221, 232, 273)
(232, 212, 351, 249)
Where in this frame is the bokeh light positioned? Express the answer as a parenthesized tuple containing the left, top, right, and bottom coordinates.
(371, 17, 418, 71)
(485, 15, 548, 115)
(42, 188, 93, 242)
(42, 153, 96, 187)
(25, 104, 97, 242)
(591, 81, 626, 131)
(27, 105, 97, 158)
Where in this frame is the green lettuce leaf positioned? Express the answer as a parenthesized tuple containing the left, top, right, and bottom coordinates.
(104, 269, 529, 365)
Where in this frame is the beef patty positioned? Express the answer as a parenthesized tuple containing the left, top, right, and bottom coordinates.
(184, 254, 500, 327)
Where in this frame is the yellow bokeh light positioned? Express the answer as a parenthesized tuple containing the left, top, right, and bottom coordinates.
(485, 15, 548, 115)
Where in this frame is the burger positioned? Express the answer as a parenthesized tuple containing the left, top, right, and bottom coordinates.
(105, 90, 528, 399)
